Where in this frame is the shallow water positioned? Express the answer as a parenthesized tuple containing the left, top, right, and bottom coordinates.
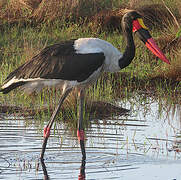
(0, 98, 181, 180)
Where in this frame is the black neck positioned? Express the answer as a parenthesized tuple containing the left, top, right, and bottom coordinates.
(119, 29, 135, 69)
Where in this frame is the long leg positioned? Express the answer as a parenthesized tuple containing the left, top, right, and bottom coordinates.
(40, 88, 72, 160)
(40, 158, 49, 180)
(78, 159, 86, 180)
(77, 89, 86, 160)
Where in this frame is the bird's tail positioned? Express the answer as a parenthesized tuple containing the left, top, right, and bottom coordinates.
(0, 80, 27, 94)
(0, 77, 53, 94)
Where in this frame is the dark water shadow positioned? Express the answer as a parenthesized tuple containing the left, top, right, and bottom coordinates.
(39, 157, 86, 180)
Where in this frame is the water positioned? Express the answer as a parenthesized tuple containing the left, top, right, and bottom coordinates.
(0, 98, 181, 180)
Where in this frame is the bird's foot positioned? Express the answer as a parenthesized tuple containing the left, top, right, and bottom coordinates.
(77, 129, 84, 141)
(43, 126, 50, 138)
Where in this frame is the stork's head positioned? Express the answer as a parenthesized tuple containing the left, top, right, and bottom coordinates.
(122, 11, 170, 64)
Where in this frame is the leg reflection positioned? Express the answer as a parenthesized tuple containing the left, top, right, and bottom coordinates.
(40, 155, 86, 180)
(40, 159, 49, 180)
(77, 130, 86, 179)
(78, 159, 86, 180)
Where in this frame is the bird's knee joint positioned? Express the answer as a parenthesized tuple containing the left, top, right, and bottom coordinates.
(43, 126, 50, 138)
(77, 129, 85, 141)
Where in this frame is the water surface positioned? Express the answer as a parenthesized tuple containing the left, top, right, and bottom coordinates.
(0, 98, 181, 180)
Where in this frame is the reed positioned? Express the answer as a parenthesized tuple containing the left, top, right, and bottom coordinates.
(0, 0, 180, 118)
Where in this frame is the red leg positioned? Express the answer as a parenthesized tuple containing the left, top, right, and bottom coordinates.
(78, 159, 86, 180)
(40, 88, 72, 160)
(43, 126, 50, 138)
(77, 129, 85, 141)
(77, 90, 86, 160)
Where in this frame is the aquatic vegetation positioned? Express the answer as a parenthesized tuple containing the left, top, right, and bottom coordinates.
(0, 0, 180, 117)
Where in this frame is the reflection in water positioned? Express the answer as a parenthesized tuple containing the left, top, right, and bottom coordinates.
(40, 158, 86, 180)
(78, 140, 86, 180)
(40, 141, 86, 180)
(40, 159, 49, 180)
(78, 159, 86, 180)
(0, 98, 181, 179)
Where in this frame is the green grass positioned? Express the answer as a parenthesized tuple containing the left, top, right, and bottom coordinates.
(0, 0, 180, 121)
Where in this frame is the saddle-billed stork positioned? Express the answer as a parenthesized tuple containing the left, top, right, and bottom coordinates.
(0, 11, 170, 161)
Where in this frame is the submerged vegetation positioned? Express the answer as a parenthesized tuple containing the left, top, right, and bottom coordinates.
(0, 0, 181, 119)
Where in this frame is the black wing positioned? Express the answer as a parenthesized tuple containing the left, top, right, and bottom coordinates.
(3, 40, 105, 83)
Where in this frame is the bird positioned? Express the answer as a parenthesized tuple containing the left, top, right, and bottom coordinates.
(0, 11, 170, 161)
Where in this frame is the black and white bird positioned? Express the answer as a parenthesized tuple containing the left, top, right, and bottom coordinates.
(0, 11, 170, 161)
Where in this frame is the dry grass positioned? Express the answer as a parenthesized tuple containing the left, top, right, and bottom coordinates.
(0, 0, 115, 26)
(20, 0, 42, 9)
(31, 0, 113, 24)
(1, 0, 180, 30)
(32, 0, 80, 23)
(88, 9, 123, 33)
(0, 0, 32, 22)
(0, 0, 181, 82)
(89, 3, 178, 33)
(154, 50, 181, 81)
(135, 4, 174, 29)
(157, 34, 181, 54)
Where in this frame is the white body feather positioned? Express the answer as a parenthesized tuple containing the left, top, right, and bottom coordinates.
(1, 38, 123, 93)
(74, 38, 122, 72)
